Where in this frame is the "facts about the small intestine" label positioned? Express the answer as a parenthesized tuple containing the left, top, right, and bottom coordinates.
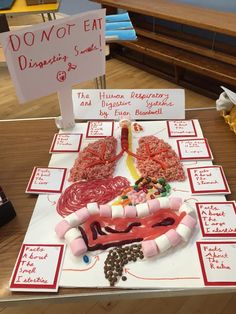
(187, 166, 230, 195)
(196, 202, 236, 237)
(197, 241, 236, 286)
(10, 244, 65, 292)
(86, 121, 114, 138)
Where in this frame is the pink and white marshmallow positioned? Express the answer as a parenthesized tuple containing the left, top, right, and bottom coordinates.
(136, 202, 150, 217)
(179, 203, 194, 215)
(70, 237, 87, 256)
(154, 234, 172, 253)
(141, 240, 159, 258)
(111, 205, 124, 218)
(87, 202, 100, 215)
(99, 204, 112, 217)
(147, 198, 160, 214)
(124, 205, 137, 218)
(169, 197, 183, 211)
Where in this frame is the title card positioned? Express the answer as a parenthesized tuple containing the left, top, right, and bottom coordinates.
(49, 133, 83, 153)
(196, 202, 236, 237)
(177, 138, 213, 160)
(86, 121, 114, 138)
(167, 120, 197, 137)
(10, 244, 65, 292)
(197, 241, 236, 286)
(26, 167, 67, 194)
(187, 166, 230, 195)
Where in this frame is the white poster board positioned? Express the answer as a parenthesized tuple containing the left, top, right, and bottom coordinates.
(72, 89, 185, 120)
(0, 10, 106, 103)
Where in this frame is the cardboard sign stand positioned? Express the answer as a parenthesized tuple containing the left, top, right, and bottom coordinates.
(56, 87, 75, 129)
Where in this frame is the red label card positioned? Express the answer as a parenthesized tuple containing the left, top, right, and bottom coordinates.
(197, 241, 236, 286)
(49, 133, 83, 153)
(177, 138, 213, 160)
(86, 121, 114, 138)
(26, 167, 67, 194)
(167, 120, 197, 137)
(187, 166, 230, 195)
(196, 202, 236, 237)
(10, 244, 65, 292)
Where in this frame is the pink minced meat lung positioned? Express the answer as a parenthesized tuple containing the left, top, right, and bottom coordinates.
(69, 137, 117, 182)
(136, 135, 185, 181)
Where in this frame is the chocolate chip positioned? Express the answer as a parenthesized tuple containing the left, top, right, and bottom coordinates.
(122, 276, 127, 281)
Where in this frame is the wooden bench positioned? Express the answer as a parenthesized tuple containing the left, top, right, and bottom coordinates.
(92, 0, 236, 98)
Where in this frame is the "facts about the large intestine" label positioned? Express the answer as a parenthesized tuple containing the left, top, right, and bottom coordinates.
(196, 202, 236, 237)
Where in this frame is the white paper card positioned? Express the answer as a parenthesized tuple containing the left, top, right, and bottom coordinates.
(187, 166, 230, 195)
(72, 89, 185, 120)
(196, 202, 236, 237)
(197, 241, 236, 286)
(177, 138, 213, 160)
(86, 121, 114, 138)
(10, 244, 65, 292)
(50, 133, 82, 153)
(167, 120, 197, 137)
(26, 167, 67, 194)
(0, 10, 105, 103)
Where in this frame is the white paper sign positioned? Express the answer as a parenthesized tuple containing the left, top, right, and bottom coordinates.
(26, 167, 67, 194)
(177, 138, 213, 160)
(86, 121, 114, 138)
(197, 241, 236, 286)
(196, 202, 236, 237)
(187, 166, 230, 195)
(10, 244, 65, 292)
(50, 133, 83, 153)
(72, 89, 185, 120)
(0, 10, 105, 103)
(167, 120, 197, 137)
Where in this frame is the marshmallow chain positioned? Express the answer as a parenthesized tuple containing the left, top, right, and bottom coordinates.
(55, 196, 197, 257)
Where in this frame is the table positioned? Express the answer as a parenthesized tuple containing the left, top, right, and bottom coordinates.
(0, 109, 235, 305)
(0, 0, 61, 32)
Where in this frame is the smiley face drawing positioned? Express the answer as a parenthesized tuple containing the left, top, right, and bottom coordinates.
(56, 71, 67, 82)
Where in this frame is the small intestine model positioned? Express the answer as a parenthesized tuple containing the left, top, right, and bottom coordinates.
(55, 196, 197, 258)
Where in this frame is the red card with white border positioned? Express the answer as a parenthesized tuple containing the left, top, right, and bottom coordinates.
(197, 241, 236, 286)
(49, 133, 83, 153)
(196, 202, 236, 238)
(187, 166, 230, 195)
(10, 244, 65, 292)
(167, 120, 197, 137)
(26, 167, 67, 194)
(86, 121, 114, 138)
(177, 138, 213, 160)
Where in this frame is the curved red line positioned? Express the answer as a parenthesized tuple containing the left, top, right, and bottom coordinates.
(126, 270, 200, 281)
(63, 257, 99, 272)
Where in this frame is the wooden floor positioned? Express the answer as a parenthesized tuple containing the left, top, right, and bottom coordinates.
(1, 13, 235, 314)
